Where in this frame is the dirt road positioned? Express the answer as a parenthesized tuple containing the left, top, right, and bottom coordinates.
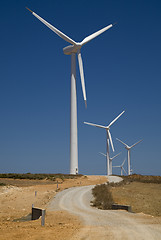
(48, 183, 161, 239)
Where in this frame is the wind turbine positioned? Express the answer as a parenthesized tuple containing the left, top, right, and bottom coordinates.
(84, 110, 125, 175)
(116, 138, 142, 175)
(113, 158, 127, 176)
(26, 7, 115, 175)
(99, 152, 121, 175)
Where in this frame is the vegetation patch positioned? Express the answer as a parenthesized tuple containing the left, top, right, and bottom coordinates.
(92, 184, 114, 210)
(0, 182, 6, 186)
(122, 174, 161, 184)
(107, 174, 161, 186)
(92, 175, 161, 216)
(0, 173, 83, 181)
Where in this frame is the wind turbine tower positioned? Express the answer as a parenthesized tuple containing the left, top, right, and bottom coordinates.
(116, 138, 142, 175)
(84, 110, 125, 175)
(26, 7, 115, 174)
(99, 152, 121, 175)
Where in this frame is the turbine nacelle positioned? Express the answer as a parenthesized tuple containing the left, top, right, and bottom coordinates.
(99, 152, 121, 161)
(125, 146, 131, 150)
(116, 138, 143, 151)
(63, 44, 81, 55)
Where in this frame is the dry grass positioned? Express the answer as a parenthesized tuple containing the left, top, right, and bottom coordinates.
(111, 175, 161, 216)
(122, 174, 161, 184)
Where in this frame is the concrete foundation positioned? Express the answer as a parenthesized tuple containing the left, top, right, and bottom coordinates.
(112, 204, 132, 212)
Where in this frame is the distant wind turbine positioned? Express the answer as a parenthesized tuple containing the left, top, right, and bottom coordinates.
(116, 138, 142, 175)
(99, 152, 121, 175)
(84, 110, 125, 175)
(113, 158, 127, 176)
(26, 7, 115, 174)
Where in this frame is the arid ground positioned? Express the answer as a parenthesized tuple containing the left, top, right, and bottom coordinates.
(0, 175, 161, 239)
(0, 175, 106, 240)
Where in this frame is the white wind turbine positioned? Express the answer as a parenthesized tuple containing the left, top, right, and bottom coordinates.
(84, 110, 125, 175)
(99, 152, 121, 175)
(116, 138, 142, 175)
(26, 7, 115, 175)
(113, 158, 127, 176)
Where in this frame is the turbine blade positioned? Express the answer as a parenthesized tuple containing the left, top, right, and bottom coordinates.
(84, 122, 106, 129)
(77, 51, 87, 107)
(99, 152, 107, 157)
(26, 7, 33, 13)
(81, 23, 113, 45)
(116, 138, 128, 147)
(26, 8, 76, 45)
(130, 139, 143, 149)
(108, 110, 125, 127)
(108, 130, 115, 152)
(113, 166, 120, 168)
(122, 167, 127, 175)
(111, 152, 121, 160)
(121, 158, 126, 167)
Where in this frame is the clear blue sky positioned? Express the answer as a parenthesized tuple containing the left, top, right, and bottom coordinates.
(0, 0, 161, 175)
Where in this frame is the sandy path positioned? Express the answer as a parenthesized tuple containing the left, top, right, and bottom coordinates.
(47, 178, 161, 240)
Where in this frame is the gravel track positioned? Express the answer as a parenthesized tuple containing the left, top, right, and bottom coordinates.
(47, 176, 161, 239)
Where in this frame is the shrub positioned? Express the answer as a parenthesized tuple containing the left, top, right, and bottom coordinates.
(92, 184, 114, 210)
